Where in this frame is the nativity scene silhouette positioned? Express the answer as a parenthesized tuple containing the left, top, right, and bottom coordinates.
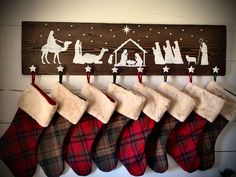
(109, 38, 147, 67)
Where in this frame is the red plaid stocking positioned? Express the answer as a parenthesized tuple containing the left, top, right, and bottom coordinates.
(92, 83, 146, 172)
(0, 84, 57, 177)
(197, 81, 236, 170)
(63, 83, 116, 175)
(145, 82, 195, 173)
(116, 114, 155, 176)
(167, 83, 225, 172)
(167, 113, 208, 172)
(37, 82, 88, 177)
(108, 83, 154, 176)
(63, 113, 103, 175)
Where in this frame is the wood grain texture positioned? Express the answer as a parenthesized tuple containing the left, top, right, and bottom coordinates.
(22, 22, 226, 75)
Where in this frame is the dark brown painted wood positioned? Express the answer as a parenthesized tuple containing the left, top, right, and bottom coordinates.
(22, 21, 226, 75)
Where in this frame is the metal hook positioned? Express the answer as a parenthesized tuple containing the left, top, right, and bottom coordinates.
(57, 65, 64, 84)
(162, 65, 169, 82)
(29, 65, 36, 84)
(111, 66, 118, 84)
(212, 66, 219, 82)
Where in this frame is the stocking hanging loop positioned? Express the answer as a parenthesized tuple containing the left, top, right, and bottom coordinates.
(32, 72, 36, 85)
(137, 66, 144, 83)
(85, 65, 92, 83)
(188, 66, 195, 83)
(189, 73, 193, 83)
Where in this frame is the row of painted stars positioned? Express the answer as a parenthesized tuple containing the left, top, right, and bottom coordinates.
(29, 65, 220, 74)
(40, 24, 205, 44)
(43, 23, 204, 34)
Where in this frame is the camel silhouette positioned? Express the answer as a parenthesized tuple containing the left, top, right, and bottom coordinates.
(41, 41, 72, 64)
(73, 40, 108, 64)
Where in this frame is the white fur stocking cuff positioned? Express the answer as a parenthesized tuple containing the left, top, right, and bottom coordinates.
(157, 82, 196, 122)
(184, 83, 225, 122)
(107, 83, 146, 120)
(133, 82, 170, 122)
(50, 82, 88, 124)
(80, 83, 117, 124)
(18, 84, 58, 127)
(206, 81, 236, 122)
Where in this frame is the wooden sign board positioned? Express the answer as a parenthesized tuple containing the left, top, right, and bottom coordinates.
(22, 22, 226, 75)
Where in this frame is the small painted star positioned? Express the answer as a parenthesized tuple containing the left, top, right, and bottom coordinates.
(111, 67, 118, 73)
(162, 66, 170, 73)
(29, 65, 36, 72)
(122, 25, 131, 34)
(85, 65, 92, 72)
(188, 66, 195, 73)
(57, 65, 64, 72)
(137, 66, 144, 73)
(212, 66, 219, 73)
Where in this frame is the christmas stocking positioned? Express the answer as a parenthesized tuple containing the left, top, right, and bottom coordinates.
(198, 81, 236, 170)
(145, 82, 195, 173)
(116, 114, 155, 176)
(63, 83, 116, 176)
(0, 84, 57, 177)
(167, 83, 225, 172)
(37, 82, 88, 177)
(93, 82, 148, 172)
(107, 83, 155, 176)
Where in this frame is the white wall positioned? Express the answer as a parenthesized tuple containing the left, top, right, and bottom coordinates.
(0, 0, 236, 176)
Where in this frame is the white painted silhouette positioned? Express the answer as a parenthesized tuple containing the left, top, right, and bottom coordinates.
(116, 50, 143, 67)
(116, 49, 128, 66)
(73, 40, 108, 64)
(172, 41, 184, 64)
(108, 54, 113, 65)
(186, 55, 197, 65)
(41, 31, 72, 64)
(200, 42, 208, 65)
(73, 40, 82, 63)
(114, 38, 147, 67)
(126, 60, 136, 65)
(163, 40, 175, 64)
(47, 31, 63, 46)
(153, 42, 165, 64)
(152, 38, 209, 65)
(135, 53, 143, 66)
(197, 38, 203, 64)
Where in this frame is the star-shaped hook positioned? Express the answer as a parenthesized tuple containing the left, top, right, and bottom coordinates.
(29, 65, 36, 72)
(162, 66, 170, 73)
(57, 65, 64, 72)
(137, 66, 144, 73)
(85, 65, 92, 73)
(212, 66, 219, 73)
(188, 66, 195, 73)
(111, 66, 118, 73)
